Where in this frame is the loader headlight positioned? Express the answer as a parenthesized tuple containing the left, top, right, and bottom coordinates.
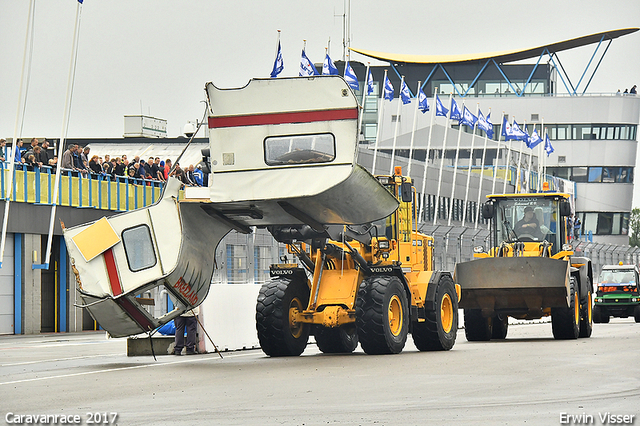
(562, 244, 573, 252)
(378, 240, 390, 250)
(473, 245, 485, 254)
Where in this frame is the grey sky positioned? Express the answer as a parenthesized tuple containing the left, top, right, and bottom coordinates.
(1, 0, 638, 140)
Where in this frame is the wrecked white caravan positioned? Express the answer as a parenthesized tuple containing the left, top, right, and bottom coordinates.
(63, 76, 399, 338)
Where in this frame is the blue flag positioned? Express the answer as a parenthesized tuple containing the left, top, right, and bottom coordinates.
(344, 62, 359, 91)
(417, 87, 429, 113)
(78, 0, 83, 3)
(486, 112, 494, 139)
(523, 124, 531, 148)
(322, 53, 338, 75)
(435, 94, 448, 117)
(477, 110, 490, 134)
(450, 98, 462, 121)
(512, 120, 527, 141)
(366, 69, 374, 95)
(545, 134, 554, 156)
(299, 50, 318, 76)
(501, 116, 517, 140)
(529, 128, 543, 148)
(400, 80, 411, 105)
(270, 41, 284, 78)
(383, 75, 394, 101)
(461, 106, 478, 128)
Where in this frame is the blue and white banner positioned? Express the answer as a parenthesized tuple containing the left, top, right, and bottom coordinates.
(450, 98, 462, 121)
(418, 87, 429, 113)
(366, 69, 374, 95)
(400, 80, 411, 105)
(545, 134, 554, 156)
(512, 119, 527, 141)
(322, 53, 338, 75)
(523, 124, 531, 148)
(299, 50, 318, 76)
(435, 94, 449, 117)
(461, 106, 478, 128)
(529, 128, 543, 148)
(344, 62, 359, 91)
(270, 41, 284, 78)
(478, 110, 490, 134)
(383, 75, 394, 101)
(486, 112, 494, 139)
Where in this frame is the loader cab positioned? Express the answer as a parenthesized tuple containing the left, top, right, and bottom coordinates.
(488, 194, 569, 255)
(372, 170, 414, 245)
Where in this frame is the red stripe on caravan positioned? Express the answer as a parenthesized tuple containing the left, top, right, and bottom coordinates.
(104, 248, 123, 297)
(208, 108, 358, 129)
(116, 297, 156, 332)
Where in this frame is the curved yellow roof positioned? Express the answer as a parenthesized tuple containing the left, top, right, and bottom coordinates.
(350, 28, 639, 64)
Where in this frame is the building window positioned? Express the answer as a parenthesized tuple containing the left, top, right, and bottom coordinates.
(571, 167, 588, 182)
(578, 212, 629, 235)
(588, 167, 602, 182)
(226, 244, 248, 284)
(254, 246, 272, 284)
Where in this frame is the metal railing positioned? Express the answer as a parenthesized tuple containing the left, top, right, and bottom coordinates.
(0, 162, 165, 211)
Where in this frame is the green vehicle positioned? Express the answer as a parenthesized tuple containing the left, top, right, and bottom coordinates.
(593, 263, 640, 323)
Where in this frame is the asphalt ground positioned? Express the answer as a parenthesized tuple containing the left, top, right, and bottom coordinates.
(1, 319, 639, 426)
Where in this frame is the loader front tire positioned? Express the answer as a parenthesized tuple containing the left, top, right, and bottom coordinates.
(355, 275, 408, 355)
(552, 277, 580, 339)
(314, 324, 358, 354)
(464, 309, 492, 341)
(412, 274, 458, 351)
(256, 277, 310, 357)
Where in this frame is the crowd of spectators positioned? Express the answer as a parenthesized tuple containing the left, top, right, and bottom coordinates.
(0, 138, 207, 187)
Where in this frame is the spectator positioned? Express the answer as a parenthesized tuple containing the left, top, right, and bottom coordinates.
(81, 146, 90, 169)
(574, 217, 582, 239)
(14, 139, 24, 163)
(164, 159, 172, 180)
(61, 144, 75, 170)
(103, 157, 113, 175)
(88, 155, 102, 174)
(157, 160, 166, 181)
(114, 157, 126, 176)
(174, 306, 199, 355)
(38, 139, 51, 166)
(0, 139, 6, 162)
(193, 165, 204, 186)
(631, 85, 637, 95)
(24, 154, 39, 169)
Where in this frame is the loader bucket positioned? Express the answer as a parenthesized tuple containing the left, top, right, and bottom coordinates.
(454, 257, 571, 319)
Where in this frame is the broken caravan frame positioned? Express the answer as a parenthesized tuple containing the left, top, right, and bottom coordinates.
(63, 76, 399, 338)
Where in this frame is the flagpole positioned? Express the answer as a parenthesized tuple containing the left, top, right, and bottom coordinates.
(407, 81, 421, 176)
(475, 108, 491, 228)
(515, 119, 526, 193)
(41, 0, 83, 267)
(502, 116, 514, 195)
(371, 70, 387, 176)
(491, 111, 505, 196)
(527, 123, 535, 192)
(418, 87, 437, 225)
(540, 118, 545, 191)
(447, 101, 465, 226)
(461, 104, 479, 224)
(389, 75, 405, 175)
(358, 62, 370, 139)
(433, 93, 453, 226)
(0, 0, 35, 267)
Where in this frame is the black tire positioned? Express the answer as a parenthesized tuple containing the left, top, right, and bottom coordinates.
(355, 275, 409, 355)
(491, 315, 509, 340)
(412, 275, 458, 351)
(552, 277, 580, 339)
(256, 277, 310, 357)
(579, 287, 593, 338)
(464, 309, 492, 341)
(634, 306, 640, 323)
(314, 324, 358, 353)
(593, 305, 603, 324)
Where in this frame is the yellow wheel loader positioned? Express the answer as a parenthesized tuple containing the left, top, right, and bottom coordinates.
(454, 191, 593, 341)
(256, 167, 461, 356)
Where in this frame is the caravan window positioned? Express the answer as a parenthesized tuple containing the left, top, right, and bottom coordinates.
(122, 225, 157, 272)
(264, 133, 335, 166)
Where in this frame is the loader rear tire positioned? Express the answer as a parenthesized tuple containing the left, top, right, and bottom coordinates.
(412, 275, 458, 351)
(579, 287, 593, 338)
(491, 315, 508, 340)
(314, 324, 358, 353)
(355, 275, 408, 355)
(552, 277, 580, 339)
(464, 309, 492, 341)
(256, 277, 310, 357)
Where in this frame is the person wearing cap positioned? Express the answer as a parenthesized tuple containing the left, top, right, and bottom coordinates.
(515, 206, 542, 239)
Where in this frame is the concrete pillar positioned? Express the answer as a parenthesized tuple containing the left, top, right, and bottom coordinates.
(22, 234, 41, 334)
